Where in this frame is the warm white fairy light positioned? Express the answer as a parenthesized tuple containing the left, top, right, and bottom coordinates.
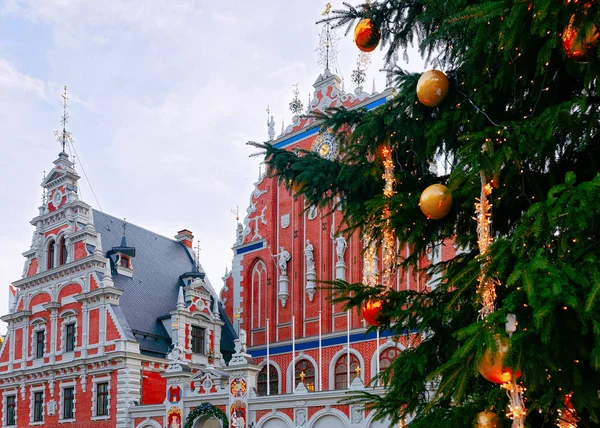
(381, 142, 397, 288)
(476, 171, 498, 318)
(503, 379, 526, 428)
(363, 232, 380, 287)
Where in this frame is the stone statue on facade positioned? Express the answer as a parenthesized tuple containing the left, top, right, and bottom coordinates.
(268, 115, 275, 141)
(335, 236, 347, 262)
(304, 240, 315, 272)
(277, 247, 291, 276)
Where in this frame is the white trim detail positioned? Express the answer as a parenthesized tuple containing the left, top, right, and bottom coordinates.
(2, 389, 18, 427)
(135, 419, 163, 428)
(29, 385, 45, 425)
(307, 408, 349, 428)
(256, 360, 282, 395)
(257, 411, 294, 428)
(58, 381, 76, 423)
(369, 341, 405, 379)
(328, 347, 365, 390)
(91, 376, 111, 420)
(285, 353, 319, 393)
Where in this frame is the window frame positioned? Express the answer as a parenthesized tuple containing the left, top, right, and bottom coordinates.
(35, 330, 45, 359)
(47, 239, 56, 270)
(33, 391, 44, 423)
(59, 236, 68, 266)
(257, 364, 279, 396)
(62, 386, 75, 420)
(4, 393, 16, 426)
(333, 353, 360, 390)
(65, 323, 76, 353)
(191, 326, 205, 354)
(294, 359, 315, 392)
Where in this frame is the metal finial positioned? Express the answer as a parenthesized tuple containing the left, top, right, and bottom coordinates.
(122, 218, 127, 235)
(194, 239, 201, 269)
(317, 3, 338, 73)
(351, 52, 371, 92)
(55, 85, 72, 153)
(231, 206, 240, 222)
(289, 84, 304, 116)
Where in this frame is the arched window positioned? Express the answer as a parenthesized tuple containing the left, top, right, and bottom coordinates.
(294, 360, 315, 392)
(379, 347, 400, 371)
(251, 260, 266, 329)
(257, 364, 278, 396)
(47, 240, 55, 270)
(59, 236, 68, 266)
(334, 353, 360, 390)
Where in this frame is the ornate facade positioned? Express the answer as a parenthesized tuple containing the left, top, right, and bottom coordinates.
(0, 151, 235, 427)
(1, 67, 457, 428)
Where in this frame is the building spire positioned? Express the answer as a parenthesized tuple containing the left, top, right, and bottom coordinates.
(57, 85, 71, 154)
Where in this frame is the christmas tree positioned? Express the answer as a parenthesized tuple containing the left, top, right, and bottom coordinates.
(251, 1, 600, 427)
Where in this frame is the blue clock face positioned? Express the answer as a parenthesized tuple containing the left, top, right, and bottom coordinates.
(311, 132, 339, 160)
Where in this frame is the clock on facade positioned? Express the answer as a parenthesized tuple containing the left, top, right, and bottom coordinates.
(311, 132, 339, 160)
(51, 190, 63, 209)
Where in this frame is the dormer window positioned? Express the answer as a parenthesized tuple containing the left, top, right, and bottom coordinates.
(59, 236, 68, 266)
(47, 240, 56, 270)
(119, 255, 130, 268)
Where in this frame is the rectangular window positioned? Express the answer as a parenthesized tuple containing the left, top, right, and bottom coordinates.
(6, 395, 16, 426)
(65, 324, 75, 352)
(63, 387, 74, 419)
(96, 382, 108, 417)
(35, 331, 45, 359)
(33, 391, 43, 422)
(191, 326, 205, 354)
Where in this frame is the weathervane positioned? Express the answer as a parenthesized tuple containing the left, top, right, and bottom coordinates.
(194, 239, 201, 269)
(55, 85, 72, 153)
(231, 206, 240, 221)
(316, 2, 339, 73)
(289, 84, 304, 116)
(351, 52, 371, 92)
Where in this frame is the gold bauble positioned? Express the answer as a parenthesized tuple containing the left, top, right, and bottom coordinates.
(474, 411, 500, 428)
(354, 18, 381, 52)
(419, 184, 452, 220)
(416, 70, 449, 107)
(562, 15, 599, 63)
(479, 338, 521, 385)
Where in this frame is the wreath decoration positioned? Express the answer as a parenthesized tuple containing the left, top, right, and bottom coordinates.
(184, 402, 228, 428)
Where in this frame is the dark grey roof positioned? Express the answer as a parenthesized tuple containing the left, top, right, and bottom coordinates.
(93, 210, 210, 357)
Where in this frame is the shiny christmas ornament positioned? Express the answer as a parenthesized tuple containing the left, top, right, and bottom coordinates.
(362, 298, 384, 326)
(354, 18, 381, 52)
(479, 339, 520, 385)
(562, 15, 599, 62)
(474, 411, 501, 428)
(419, 184, 452, 220)
(416, 70, 449, 107)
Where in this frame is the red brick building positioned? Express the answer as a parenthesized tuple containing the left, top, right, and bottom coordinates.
(214, 69, 458, 428)
(0, 150, 236, 427)
(0, 73, 457, 428)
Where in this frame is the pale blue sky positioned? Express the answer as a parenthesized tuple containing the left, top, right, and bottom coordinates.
(0, 0, 424, 334)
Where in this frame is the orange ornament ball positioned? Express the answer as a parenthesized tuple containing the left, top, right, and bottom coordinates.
(419, 184, 452, 220)
(362, 299, 384, 326)
(354, 18, 381, 52)
(562, 15, 599, 62)
(416, 70, 449, 107)
(474, 411, 501, 428)
(479, 339, 521, 385)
